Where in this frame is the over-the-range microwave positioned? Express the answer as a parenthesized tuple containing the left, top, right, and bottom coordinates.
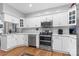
(41, 21, 52, 28)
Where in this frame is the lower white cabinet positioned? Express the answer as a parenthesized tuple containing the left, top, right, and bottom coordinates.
(23, 35, 28, 46)
(1, 34, 28, 51)
(15, 35, 24, 46)
(68, 38, 76, 56)
(7, 35, 17, 49)
(53, 36, 62, 51)
(53, 35, 76, 56)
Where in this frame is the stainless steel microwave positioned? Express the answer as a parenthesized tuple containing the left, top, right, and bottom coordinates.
(41, 21, 52, 28)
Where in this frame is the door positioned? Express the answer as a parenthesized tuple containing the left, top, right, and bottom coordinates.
(28, 34, 36, 47)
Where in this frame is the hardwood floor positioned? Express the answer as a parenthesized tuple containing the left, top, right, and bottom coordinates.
(0, 46, 68, 56)
(0, 50, 6, 56)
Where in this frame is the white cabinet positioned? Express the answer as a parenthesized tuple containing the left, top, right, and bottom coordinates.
(7, 35, 17, 49)
(53, 36, 63, 51)
(53, 12, 68, 26)
(62, 37, 69, 52)
(68, 37, 76, 56)
(25, 17, 41, 28)
(18, 19, 24, 28)
(24, 35, 28, 46)
(62, 36, 76, 56)
(16, 35, 25, 45)
(53, 35, 76, 56)
(1, 34, 28, 50)
(68, 5, 76, 25)
(4, 14, 19, 23)
(25, 12, 68, 28)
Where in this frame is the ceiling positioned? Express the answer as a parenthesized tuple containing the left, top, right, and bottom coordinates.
(7, 3, 69, 14)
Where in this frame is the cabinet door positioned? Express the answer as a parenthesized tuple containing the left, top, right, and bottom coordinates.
(53, 12, 68, 26)
(69, 38, 76, 56)
(16, 35, 24, 45)
(7, 35, 16, 49)
(26, 18, 34, 28)
(53, 36, 62, 51)
(25, 17, 41, 28)
(62, 37, 76, 56)
(24, 35, 28, 46)
(62, 37, 69, 52)
(34, 17, 40, 27)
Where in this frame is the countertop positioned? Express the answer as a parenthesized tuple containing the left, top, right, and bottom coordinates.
(1, 33, 39, 35)
(1, 33, 77, 39)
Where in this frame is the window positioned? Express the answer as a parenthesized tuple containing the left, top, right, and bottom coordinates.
(69, 10, 76, 24)
(69, 26, 76, 35)
(20, 19, 24, 27)
(58, 29, 63, 34)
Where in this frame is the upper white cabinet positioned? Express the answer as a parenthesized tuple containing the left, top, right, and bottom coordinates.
(19, 18, 24, 28)
(25, 11, 68, 28)
(41, 15, 53, 22)
(53, 12, 68, 26)
(4, 14, 19, 23)
(25, 17, 41, 28)
(68, 5, 76, 25)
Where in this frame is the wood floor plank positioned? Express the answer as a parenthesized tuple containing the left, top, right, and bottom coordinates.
(0, 46, 68, 56)
(0, 50, 6, 56)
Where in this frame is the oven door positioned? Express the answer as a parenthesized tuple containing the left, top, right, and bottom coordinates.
(40, 35, 51, 41)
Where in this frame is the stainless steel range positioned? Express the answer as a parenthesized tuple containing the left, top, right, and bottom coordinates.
(39, 21, 53, 51)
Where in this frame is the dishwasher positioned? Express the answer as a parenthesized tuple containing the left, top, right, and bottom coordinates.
(28, 34, 36, 48)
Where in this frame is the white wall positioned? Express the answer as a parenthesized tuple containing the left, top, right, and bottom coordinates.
(3, 4, 25, 18)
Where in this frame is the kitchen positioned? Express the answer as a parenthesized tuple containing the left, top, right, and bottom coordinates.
(0, 3, 78, 56)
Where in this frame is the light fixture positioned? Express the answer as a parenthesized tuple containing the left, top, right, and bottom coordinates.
(29, 4, 32, 8)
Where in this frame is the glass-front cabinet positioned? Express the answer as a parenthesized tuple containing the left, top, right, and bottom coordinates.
(68, 4, 76, 25)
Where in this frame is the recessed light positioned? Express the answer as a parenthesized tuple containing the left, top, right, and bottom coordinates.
(29, 4, 32, 7)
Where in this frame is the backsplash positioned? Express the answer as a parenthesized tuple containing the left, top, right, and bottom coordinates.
(21, 28, 40, 33)
(18, 26, 69, 35)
